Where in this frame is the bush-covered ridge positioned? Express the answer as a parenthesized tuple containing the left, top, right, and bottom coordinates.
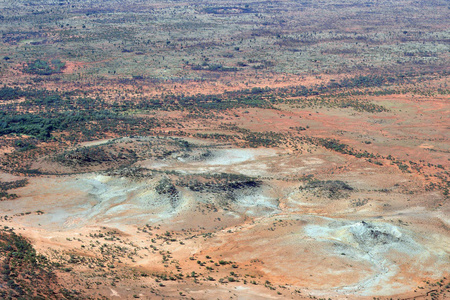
(0, 229, 84, 299)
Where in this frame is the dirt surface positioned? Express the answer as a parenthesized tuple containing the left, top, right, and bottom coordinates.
(0, 0, 449, 298)
(0, 134, 448, 299)
(0, 90, 448, 299)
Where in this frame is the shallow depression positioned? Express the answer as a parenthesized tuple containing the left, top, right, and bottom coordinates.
(304, 219, 448, 295)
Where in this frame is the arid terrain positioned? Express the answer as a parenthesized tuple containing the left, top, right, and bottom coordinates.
(0, 0, 448, 299)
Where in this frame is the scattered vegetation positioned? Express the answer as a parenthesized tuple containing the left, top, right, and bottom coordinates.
(0, 1, 447, 298)
(0, 179, 28, 200)
(0, 229, 84, 299)
(300, 180, 353, 199)
(24, 59, 66, 75)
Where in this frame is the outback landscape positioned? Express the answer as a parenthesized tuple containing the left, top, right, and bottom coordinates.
(0, 0, 449, 299)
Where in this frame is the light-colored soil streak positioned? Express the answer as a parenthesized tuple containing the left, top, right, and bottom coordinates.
(304, 219, 447, 296)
